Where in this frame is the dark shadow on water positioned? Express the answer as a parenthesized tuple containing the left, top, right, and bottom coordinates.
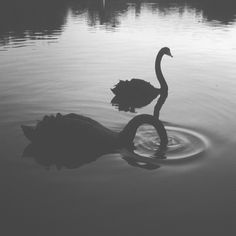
(23, 142, 114, 170)
(111, 92, 158, 113)
(23, 143, 162, 170)
(1, 0, 235, 47)
(0, 0, 68, 47)
(122, 155, 161, 170)
(71, 0, 236, 26)
(22, 112, 168, 170)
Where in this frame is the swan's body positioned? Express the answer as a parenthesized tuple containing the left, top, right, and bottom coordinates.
(111, 47, 172, 113)
(22, 113, 118, 151)
(22, 113, 168, 155)
(111, 78, 160, 102)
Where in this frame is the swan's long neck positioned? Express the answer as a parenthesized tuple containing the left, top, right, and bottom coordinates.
(154, 51, 169, 118)
(155, 51, 168, 92)
(119, 114, 168, 149)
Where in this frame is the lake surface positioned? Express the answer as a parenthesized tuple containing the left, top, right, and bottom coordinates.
(0, 0, 236, 235)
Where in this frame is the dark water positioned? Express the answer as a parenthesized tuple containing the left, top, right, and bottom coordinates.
(0, 0, 236, 235)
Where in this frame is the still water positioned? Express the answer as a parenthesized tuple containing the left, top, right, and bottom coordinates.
(0, 0, 235, 235)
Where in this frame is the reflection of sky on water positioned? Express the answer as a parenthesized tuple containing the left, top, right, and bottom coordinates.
(0, 2, 236, 234)
(0, 0, 236, 48)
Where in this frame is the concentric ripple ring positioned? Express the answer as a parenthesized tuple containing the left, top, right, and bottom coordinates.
(126, 125, 210, 164)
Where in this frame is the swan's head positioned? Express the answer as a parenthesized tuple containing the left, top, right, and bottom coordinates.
(161, 47, 173, 57)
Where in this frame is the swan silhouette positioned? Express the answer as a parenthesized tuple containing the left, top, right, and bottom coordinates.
(22, 113, 168, 169)
(111, 90, 155, 113)
(111, 47, 172, 116)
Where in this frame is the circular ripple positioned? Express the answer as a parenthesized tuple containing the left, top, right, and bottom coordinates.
(133, 125, 209, 162)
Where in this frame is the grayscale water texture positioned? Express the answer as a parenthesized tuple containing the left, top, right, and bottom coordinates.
(0, 0, 235, 235)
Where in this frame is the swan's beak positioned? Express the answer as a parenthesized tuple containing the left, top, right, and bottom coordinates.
(167, 51, 173, 57)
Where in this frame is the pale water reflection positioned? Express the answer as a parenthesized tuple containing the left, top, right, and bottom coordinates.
(0, 0, 236, 235)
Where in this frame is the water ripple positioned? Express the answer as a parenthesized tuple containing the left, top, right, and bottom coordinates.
(129, 124, 209, 164)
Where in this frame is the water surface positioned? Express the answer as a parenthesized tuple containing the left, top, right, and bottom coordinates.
(0, 0, 236, 235)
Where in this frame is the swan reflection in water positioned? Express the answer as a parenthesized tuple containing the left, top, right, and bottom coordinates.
(111, 93, 155, 113)
(111, 47, 172, 116)
(22, 47, 172, 170)
(22, 112, 168, 170)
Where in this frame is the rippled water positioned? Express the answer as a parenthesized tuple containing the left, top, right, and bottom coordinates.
(132, 124, 209, 161)
(0, 0, 236, 235)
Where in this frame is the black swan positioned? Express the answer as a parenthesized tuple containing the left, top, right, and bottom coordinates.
(111, 47, 172, 113)
(22, 113, 168, 169)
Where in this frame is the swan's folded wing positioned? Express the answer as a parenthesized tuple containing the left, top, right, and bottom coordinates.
(21, 125, 35, 141)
